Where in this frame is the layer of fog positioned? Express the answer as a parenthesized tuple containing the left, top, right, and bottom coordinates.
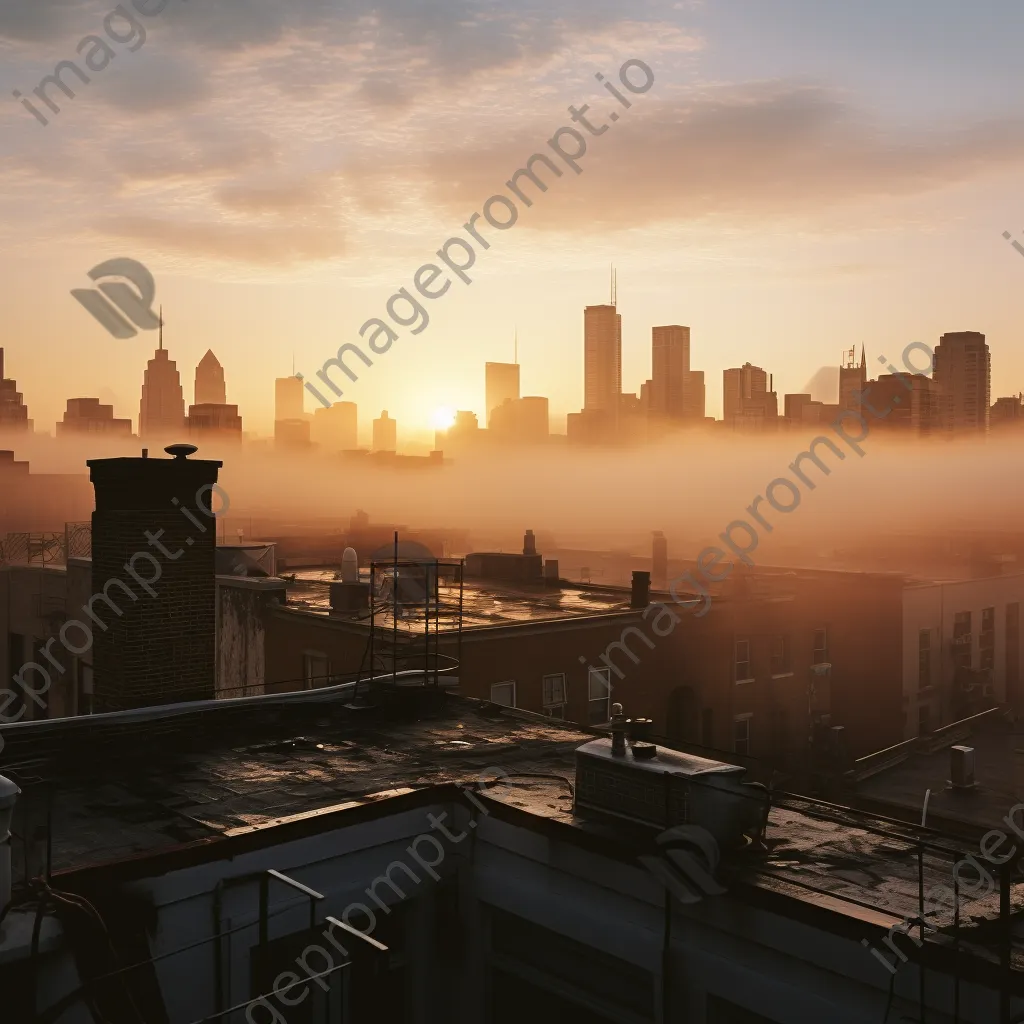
(4, 428, 1019, 569)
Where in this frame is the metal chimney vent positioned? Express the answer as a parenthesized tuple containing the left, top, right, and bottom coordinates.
(949, 744, 976, 790)
(574, 738, 768, 850)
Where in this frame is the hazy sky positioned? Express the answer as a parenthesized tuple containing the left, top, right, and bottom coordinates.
(3, 0, 1024, 444)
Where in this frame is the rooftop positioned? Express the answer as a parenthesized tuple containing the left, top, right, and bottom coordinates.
(1, 693, 1019, 971)
(283, 567, 635, 628)
(852, 707, 1024, 833)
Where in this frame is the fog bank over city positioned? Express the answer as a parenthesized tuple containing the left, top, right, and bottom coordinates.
(6, 429, 1012, 563)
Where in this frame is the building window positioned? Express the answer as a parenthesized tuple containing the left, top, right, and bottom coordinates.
(734, 714, 752, 756)
(770, 635, 790, 675)
(588, 667, 612, 724)
(918, 629, 931, 690)
(734, 639, 752, 683)
(812, 628, 828, 666)
(542, 673, 566, 717)
(490, 681, 516, 707)
(302, 651, 329, 689)
(980, 607, 995, 671)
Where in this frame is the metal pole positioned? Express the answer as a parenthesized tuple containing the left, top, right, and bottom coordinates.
(423, 561, 430, 684)
(1001, 863, 1011, 1024)
(258, 872, 269, 949)
(457, 558, 465, 683)
(368, 562, 375, 704)
(434, 562, 441, 687)
(918, 841, 926, 1023)
(953, 864, 960, 1024)
(393, 532, 398, 688)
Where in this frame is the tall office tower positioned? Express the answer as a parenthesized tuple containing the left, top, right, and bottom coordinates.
(723, 363, 768, 421)
(138, 326, 185, 438)
(312, 402, 358, 451)
(650, 326, 690, 418)
(868, 375, 940, 434)
(724, 363, 777, 428)
(0, 349, 32, 433)
(682, 370, 705, 420)
(933, 331, 991, 434)
(87, 444, 222, 711)
(839, 346, 867, 412)
(194, 350, 227, 406)
(275, 375, 305, 423)
(373, 410, 397, 452)
(485, 362, 521, 426)
(57, 398, 133, 437)
(583, 304, 622, 413)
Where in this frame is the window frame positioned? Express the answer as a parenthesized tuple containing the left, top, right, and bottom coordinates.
(770, 634, 791, 676)
(734, 713, 752, 756)
(542, 672, 567, 713)
(302, 650, 330, 690)
(490, 680, 516, 708)
(734, 638, 753, 684)
(812, 628, 828, 666)
(588, 667, 612, 724)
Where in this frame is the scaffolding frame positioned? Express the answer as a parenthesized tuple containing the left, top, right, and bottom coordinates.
(360, 538, 464, 703)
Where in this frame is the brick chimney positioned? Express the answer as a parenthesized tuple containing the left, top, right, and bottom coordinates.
(87, 444, 222, 711)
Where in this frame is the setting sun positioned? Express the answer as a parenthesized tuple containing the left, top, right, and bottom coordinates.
(431, 406, 456, 431)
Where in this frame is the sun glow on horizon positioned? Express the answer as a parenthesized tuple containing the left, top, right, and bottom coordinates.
(431, 406, 456, 430)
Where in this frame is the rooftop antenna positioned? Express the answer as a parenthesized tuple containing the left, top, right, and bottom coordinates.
(514, 326, 518, 365)
(158, 306, 164, 350)
(610, 265, 618, 306)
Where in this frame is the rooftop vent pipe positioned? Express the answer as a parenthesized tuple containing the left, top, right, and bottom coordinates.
(0, 775, 20, 934)
(631, 570, 651, 609)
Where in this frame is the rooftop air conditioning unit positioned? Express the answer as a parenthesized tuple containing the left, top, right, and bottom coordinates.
(574, 737, 769, 850)
(949, 745, 976, 790)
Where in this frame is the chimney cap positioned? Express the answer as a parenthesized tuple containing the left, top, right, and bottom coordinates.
(165, 443, 199, 460)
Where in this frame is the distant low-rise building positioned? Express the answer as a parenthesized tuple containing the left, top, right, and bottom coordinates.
(56, 398, 132, 438)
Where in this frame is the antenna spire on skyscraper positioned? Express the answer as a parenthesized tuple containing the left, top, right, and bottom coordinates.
(158, 306, 164, 350)
(610, 265, 618, 306)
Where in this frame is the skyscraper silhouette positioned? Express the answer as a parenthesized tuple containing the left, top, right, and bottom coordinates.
(138, 316, 185, 439)
(275, 376, 304, 422)
(584, 304, 622, 414)
(485, 362, 520, 426)
(650, 326, 689, 419)
(373, 410, 397, 452)
(839, 345, 867, 413)
(934, 331, 991, 434)
(195, 350, 227, 406)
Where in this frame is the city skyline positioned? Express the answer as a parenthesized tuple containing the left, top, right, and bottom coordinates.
(5, 4, 1024, 440)
(0, 308, 1015, 448)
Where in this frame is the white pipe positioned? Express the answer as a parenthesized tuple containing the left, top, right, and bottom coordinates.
(0, 668, 458, 739)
